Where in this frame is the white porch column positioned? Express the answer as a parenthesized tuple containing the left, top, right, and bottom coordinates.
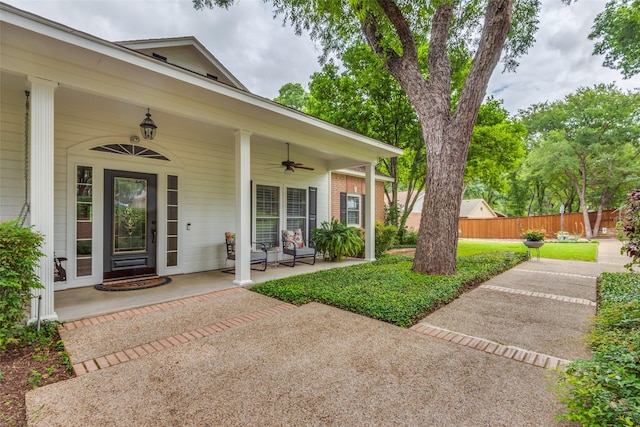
(364, 161, 376, 261)
(233, 129, 253, 286)
(28, 77, 58, 322)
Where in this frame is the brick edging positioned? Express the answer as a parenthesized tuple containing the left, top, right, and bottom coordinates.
(72, 302, 297, 376)
(62, 287, 248, 331)
(512, 268, 597, 280)
(479, 284, 596, 306)
(409, 323, 570, 371)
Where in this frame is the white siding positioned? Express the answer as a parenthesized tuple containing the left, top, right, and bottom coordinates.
(0, 94, 28, 222)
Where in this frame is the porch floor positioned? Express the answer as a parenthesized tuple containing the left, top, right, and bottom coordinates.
(54, 258, 366, 322)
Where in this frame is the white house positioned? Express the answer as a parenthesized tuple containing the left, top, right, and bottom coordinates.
(0, 3, 402, 322)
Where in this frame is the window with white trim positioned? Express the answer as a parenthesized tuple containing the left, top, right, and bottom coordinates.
(76, 166, 93, 277)
(255, 185, 280, 246)
(286, 188, 307, 234)
(346, 194, 360, 226)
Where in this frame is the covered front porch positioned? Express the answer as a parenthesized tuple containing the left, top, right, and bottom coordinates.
(0, 4, 403, 325)
(54, 258, 366, 322)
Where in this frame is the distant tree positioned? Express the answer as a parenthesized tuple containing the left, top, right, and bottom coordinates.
(194, 0, 540, 275)
(522, 84, 640, 239)
(464, 97, 526, 201)
(305, 44, 425, 239)
(589, 0, 640, 78)
(273, 82, 309, 111)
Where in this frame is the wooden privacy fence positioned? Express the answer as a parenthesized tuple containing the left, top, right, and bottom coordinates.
(458, 210, 621, 240)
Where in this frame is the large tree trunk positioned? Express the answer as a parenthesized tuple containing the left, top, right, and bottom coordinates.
(413, 127, 468, 274)
(363, 0, 513, 274)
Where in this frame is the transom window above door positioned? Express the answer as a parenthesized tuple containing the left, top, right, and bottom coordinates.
(90, 144, 169, 161)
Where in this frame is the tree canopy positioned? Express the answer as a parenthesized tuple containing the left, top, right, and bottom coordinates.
(465, 97, 527, 201)
(194, 0, 540, 275)
(273, 82, 309, 111)
(521, 84, 640, 238)
(589, 0, 640, 78)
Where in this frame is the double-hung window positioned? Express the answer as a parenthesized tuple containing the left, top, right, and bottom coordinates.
(255, 185, 279, 246)
(286, 188, 307, 234)
(346, 194, 360, 227)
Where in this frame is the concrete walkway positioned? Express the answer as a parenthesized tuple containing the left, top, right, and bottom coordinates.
(26, 240, 632, 426)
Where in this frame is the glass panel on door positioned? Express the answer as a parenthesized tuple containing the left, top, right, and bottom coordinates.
(113, 177, 148, 254)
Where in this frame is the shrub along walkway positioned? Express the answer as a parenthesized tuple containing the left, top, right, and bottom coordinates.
(26, 240, 630, 426)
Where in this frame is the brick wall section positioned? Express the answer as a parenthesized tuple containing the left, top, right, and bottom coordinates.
(330, 173, 385, 225)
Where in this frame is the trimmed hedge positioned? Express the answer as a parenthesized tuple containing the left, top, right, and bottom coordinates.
(557, 273, 640, 426)
(252, 251, 526, 328)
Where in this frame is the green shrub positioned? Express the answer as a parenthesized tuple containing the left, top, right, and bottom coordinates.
(401, 228, 419, 245)
(0, 220, 44, 349)
(375, 222, 397, 258)
(557, 273, 640, 426)
(312, 219, 363, 262)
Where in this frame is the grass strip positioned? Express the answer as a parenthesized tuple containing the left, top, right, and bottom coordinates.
(252, 251, 527, 328)
(457, 240, 598, 261)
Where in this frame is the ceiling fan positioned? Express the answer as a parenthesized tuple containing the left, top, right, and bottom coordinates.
(279, 143, 314, 174)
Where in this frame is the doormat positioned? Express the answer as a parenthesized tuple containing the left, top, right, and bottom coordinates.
(94, 275, 172, 292)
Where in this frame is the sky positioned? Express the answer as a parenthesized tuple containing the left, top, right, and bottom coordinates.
(5, 0, 640, 115)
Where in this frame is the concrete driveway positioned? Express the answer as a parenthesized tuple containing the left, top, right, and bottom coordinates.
(26, 240, 630, 426)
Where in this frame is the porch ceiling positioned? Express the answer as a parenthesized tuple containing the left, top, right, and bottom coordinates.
(0, 5, 403, 169)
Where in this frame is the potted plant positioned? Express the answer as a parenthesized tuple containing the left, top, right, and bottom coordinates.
(312, 219, 363, 262)
(522, 228, 546, 248)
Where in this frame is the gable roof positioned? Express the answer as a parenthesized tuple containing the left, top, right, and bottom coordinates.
(117, 37, 248, 92)
(394, 194, 498, 218)
(459, 199, 497, 218)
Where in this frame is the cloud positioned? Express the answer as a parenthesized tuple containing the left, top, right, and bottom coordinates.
(488, 0, 640, 113)
(6, 0, 640, 114)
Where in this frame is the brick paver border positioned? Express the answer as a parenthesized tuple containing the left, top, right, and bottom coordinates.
(71, 302, 297, 376)
(479, 284, 596, 306)
(512, 268, 597, 280)
(410, 323, 570, 371)
(62, 287, 248, 331)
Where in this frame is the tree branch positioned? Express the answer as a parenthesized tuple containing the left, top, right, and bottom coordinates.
(427, 2, 454, 106)
(375, 0, 418, 63)
(359, 1, 428, 114)
(454, 0, 513, 134)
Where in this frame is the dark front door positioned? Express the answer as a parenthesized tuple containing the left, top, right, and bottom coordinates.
(104, 170, 157, 280)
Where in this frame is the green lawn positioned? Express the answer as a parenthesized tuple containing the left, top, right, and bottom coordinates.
(457, 240, 598, 262)
(252, 251, 527, 327)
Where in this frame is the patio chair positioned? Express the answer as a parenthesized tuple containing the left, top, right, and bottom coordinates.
(281, 229, 316, 267)
(221, 232, 268, 274)
(53, 252, 67, 282)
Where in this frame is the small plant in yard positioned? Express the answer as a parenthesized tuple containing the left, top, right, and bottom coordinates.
(312, 219, 363, 262)
(556, 273, 640, 425)
(28, 369, 43, 389)
(522, 227, 546, 241)
(374, 222, 397, 258)
(618, 189, 640, 270)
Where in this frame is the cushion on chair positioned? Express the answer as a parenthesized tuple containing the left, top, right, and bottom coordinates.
(282, 230, 296, 250)
(294, 247, 315, 257)
(225, 232, 235, 256)
(293, 229, 305, 248)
